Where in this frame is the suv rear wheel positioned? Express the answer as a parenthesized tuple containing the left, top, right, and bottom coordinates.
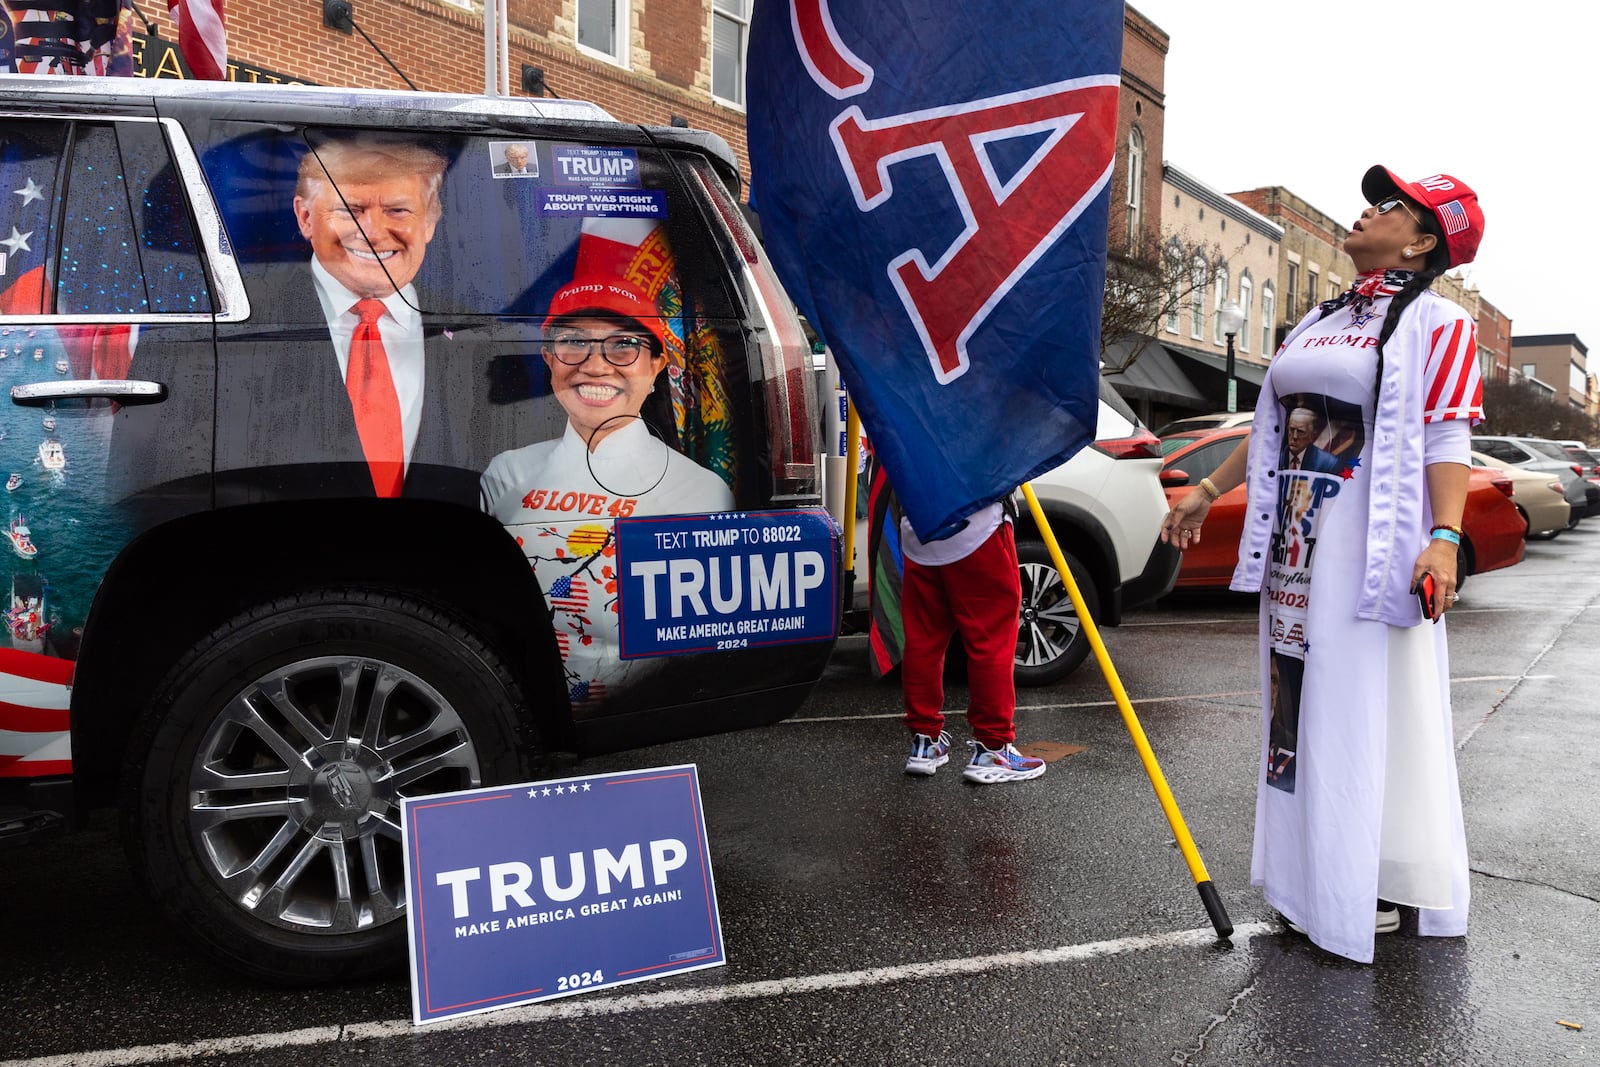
(1014, 540, 1098, 686)
(122, 590, 529, 985)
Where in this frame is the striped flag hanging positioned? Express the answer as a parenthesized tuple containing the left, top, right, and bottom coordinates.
(167, 0, 225, 79)
(0, 0, 136, 75)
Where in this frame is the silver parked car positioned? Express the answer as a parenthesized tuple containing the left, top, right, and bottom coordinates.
(1472, 435, 1598, 527)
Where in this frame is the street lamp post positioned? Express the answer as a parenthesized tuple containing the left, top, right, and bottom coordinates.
(1218, 301, 1244, 414)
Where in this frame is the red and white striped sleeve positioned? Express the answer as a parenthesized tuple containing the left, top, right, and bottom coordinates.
(1422, 316, 1483, 425)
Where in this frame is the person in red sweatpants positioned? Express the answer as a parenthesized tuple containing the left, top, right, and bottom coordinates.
(900, 497, 1046, 784)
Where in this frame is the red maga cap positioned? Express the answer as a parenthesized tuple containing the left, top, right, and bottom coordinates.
(544, 276, 667, 351)
(1362, 165, 1484, 268)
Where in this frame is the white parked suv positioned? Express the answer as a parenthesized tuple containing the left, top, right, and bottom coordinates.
(848, 378, 1180, 685)
(1014, 379, 1181, 682)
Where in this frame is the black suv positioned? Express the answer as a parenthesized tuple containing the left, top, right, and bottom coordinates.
(0, 77, 836, 983)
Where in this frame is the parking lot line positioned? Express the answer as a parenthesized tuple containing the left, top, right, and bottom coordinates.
(0, 923, 1279, 1067)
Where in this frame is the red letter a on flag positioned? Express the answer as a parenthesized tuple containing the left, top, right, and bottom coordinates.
(830, 78, 1119, 383)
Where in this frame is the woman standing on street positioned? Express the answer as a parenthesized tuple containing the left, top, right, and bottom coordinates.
(1162, 165, 1486, 963)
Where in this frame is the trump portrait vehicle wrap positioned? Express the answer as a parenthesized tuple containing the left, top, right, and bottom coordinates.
(0, 95, 833, 781)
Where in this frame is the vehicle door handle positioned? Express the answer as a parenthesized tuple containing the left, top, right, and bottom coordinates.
(10, 380, 168, 406)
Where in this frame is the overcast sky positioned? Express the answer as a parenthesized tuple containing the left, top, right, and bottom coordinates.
(1127, 1, 1595, 362)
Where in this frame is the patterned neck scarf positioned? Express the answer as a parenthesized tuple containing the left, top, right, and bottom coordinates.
(1318, 268, 1414, 318)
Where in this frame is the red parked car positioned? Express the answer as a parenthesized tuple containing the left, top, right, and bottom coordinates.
(1159, 427, 1525, 590)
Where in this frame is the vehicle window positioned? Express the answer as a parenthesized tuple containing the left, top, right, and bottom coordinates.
(197, 125, 734, 318)
(1525, 439, 1570, 461)
(1170, 438, 1237, 482)
(1160, 433, 1205, 456)
(54, 122, 211, 316)
(196, 122, 747, 494)
(0, 121, 68, 315)
(3, 119, 211, 317)
(1098, 376, 1141, 427)
(1474, 439, 1522, 463)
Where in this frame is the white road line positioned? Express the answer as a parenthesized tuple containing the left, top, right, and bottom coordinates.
(0, 923, 1278, 1067)
(792, 678, 1549, 724)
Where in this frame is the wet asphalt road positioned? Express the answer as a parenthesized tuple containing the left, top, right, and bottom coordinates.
(2, 527, 1597, 1066)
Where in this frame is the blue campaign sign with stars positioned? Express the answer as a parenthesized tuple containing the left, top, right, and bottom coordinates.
(402, 765, 723, 1025)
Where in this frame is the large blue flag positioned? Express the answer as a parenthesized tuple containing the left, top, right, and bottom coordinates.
(747, 0, 1121, 540)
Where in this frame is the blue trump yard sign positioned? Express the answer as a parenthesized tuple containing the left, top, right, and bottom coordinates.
(615, 509, 838, 658)
(403, 765, 724, 1025)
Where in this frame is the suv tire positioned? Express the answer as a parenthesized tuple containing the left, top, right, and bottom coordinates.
(1014, 540, 1098, 686)
(121, 590, 529, 985)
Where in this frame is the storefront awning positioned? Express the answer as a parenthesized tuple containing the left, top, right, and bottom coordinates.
(1161, 340, 1268, 387)
(1101, 336, 1208, 408)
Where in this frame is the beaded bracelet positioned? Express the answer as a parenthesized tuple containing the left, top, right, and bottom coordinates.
(1431, 523, 1464, 536)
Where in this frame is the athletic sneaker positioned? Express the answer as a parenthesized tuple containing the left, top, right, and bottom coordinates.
(1285, 905, 1400, 936)
(905, 731, 952, 775)
(962, 740, 1047, 784)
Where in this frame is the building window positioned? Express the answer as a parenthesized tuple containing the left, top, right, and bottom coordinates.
(1190, 255, 1206, 340)
(1164, 240, 1182, 334)
(1306, 267, 1319, 312)
(1286, 261, 1299, 320)
(577, 0, 629, 65)
(1125, 127, 1144, 254)
(1238, 274, 1252, 353)
(711, 0, 749, 105)
(1212, 263, 1229, 344)
(1260, 282, 1275, 354)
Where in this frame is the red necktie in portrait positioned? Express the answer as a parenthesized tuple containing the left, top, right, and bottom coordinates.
(348, 298, 405, 498)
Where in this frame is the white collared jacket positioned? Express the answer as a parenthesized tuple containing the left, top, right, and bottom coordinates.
(1230, 289, 1483, 626)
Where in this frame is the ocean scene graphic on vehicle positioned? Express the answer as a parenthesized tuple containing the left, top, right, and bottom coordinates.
(0, 325, 125, 661)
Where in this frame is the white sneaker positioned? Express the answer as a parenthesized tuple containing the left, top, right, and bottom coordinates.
(905, 731, 951, 775)
(1285, 906, 1401, 936)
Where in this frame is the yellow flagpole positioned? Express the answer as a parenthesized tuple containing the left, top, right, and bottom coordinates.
(841, 404, 861, 576)
(1020, 482, 1233, 938)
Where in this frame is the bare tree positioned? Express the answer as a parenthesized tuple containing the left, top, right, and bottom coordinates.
(1098, 235, 1226, 368)
(1479, 378, 1600, 442)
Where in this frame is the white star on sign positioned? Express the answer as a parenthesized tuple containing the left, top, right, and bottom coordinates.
(0, 227, 31, 256)
(555, 785, 566, 795)
(582, 782, 592, 792)
(542, 787, 552, 797)
(527, 787, 539, 798)
(13, 178, 44, 207)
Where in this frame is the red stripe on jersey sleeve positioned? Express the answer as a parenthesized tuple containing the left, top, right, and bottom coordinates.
(1423, 318, 1483, 424)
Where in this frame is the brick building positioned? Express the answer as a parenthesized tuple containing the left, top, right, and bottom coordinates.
(1230, 185, 1355, 338)
(131, 0, 756, 181)
(1475, 295, 1513, 384)
(1111, 6, 1168, 261)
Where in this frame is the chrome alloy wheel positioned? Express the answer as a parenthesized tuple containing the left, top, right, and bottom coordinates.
(1016, 560, 1082, 670)
(187, 655, 481, 934)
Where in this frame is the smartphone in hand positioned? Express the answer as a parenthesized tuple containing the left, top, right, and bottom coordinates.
(1413, 572, 1438, 623)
